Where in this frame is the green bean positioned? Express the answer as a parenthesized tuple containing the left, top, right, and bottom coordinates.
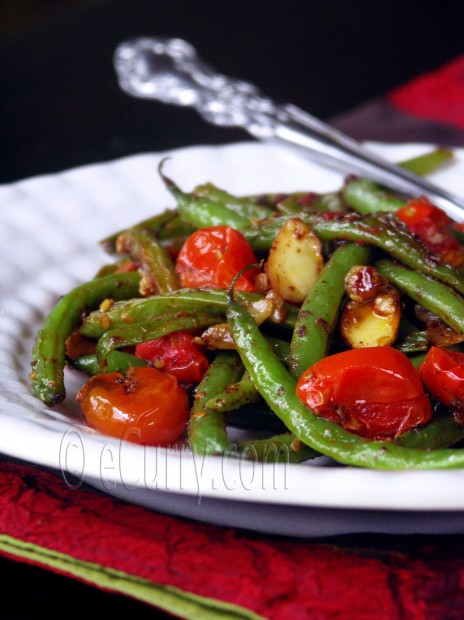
(205, 336, 291, 413)
(393, 351, 464, 448)
(95, 312, 221, 368)
(265, 336, 291, 366)
(158, 161, 251, 229)
(188, 351, 315, 463)
(399, 147, 454, 176)
(408, 353, 427, 369)
(205, 371, 260, 412)
(156, 212, 196, 242)
(342, 148, 454, 215)
(79, 288, 299, 339)
(193, 182, 273, 220)
(94, 257, 135, 278)
(396, 411, 464, 450)
(240, 212, 464, 295)
(310, 192, 347, 213)
(342, 178, 405, 214)
(276, 191, 346, 215)
(70, 350, 147, 376)
(99, 209, 178, 254)
(395, 330, 429, 354)
(244, 191, 292, 205)
(116, 226, 180, 295)
(188, 351, 244, 456)
(290, 243, 371, 378)
(237, 433, 320, 464)
(226, 289, 464, 469)
(31, 271, 141, 406)
(374, 259, 464, 335)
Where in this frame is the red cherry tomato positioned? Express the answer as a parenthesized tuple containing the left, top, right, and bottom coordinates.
(175, 225, 260, 291)
(77, 366, 189, 446)
(396, 197, 464, 267)
(134, 330, 209, 384)
(419, 346, 464, 409)
(296, 346, 432, 439)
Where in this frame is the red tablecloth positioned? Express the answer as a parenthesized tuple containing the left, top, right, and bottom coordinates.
(2, 55, 464, 620)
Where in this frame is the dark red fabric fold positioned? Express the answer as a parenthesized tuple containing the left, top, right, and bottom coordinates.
(1, 460, 464, 620)
(388, 55, 464, 129)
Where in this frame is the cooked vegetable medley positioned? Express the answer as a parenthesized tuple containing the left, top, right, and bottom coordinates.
(30, 148, 464, 468)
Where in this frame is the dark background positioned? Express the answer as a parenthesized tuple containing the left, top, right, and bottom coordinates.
(2, 0, 464, 184)
(1, 1, 464, 618)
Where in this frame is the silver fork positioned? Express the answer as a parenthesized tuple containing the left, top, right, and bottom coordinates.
(113, 36, 464, 220)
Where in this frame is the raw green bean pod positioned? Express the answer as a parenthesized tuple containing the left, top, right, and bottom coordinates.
(290, 243, 371, 378)
(31, 271, 141, 406)
(226, 288, 464, 469)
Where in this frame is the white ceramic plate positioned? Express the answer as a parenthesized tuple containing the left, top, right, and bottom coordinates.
(2, 141, 464, 538)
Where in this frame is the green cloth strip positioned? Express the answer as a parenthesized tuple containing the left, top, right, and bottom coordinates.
(0, 534, 265, 620)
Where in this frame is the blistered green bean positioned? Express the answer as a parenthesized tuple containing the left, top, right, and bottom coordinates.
(159, 161, 251, 229)
(31, 271, 141, 406)
(375, 259, 464, 336)
(116, 226, 180, 295)
(70, 350, 147, 376)
(240, 212, 464, 295)
(79, 288, 298, 339)
(95, 312, 220, 368)
(193, 182, 273, 220)
(290, 243, 371, 378)
(188, 351, 244, 456)
(226, 288, 464, 469)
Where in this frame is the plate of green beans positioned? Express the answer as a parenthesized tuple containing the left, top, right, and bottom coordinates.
(3, 141, 464, 537)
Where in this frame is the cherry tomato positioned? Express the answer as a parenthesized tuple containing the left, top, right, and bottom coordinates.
(77, 366, 189, 446)
(175, 225, 260, 291)
(296, 346, 432, 439)
(419, 346, 464, 411)
(396, 197, 464, 267)
(134, 330, 209, 384)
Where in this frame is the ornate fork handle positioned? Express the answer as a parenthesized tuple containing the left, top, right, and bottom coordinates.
(114, 37, 464, 219)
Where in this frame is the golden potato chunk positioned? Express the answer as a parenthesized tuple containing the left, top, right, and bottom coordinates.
(265, 218, 323, 304)
(340, 265, 401, 348)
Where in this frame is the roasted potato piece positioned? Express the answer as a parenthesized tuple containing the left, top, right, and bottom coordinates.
(340, 265, 401, 348)
(265, 217, 323, 304)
